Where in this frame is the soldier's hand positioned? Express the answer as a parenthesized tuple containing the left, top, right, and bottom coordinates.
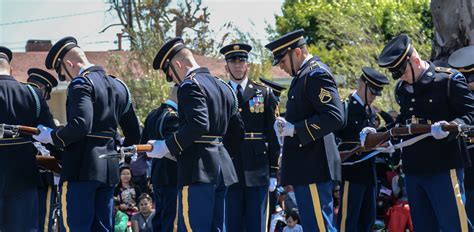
(146, 140, 170, 159)
(273, 117, 286, 136)
(359, 127, 376, 147)
(431, 121, 449, 140)
(33, 125, 53, 145)
(269, 177, 278, 192)
(273, 117, 295, 137)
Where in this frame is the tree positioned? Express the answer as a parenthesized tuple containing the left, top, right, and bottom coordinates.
(107, 0, 214, 121)
(430, 0, 474, 62)
(270, 0, 433, 111)
(109, 0, 213, 54)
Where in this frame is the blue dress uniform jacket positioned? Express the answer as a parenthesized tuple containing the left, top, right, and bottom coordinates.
(50, 66, 141, 185)
(165, 67, 244, 187)
(141, 102, 179, 187)
(231, 80, 280, 187)
(337, 94, 377, 186)
(0, 75, 56, 196)
(282, 56, 344, 186)
(394, 63, 474, 175)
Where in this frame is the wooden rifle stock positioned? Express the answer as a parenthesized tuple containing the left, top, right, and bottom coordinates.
(364, 124, 471, 150)
(36, 155, 61, 173)
(339, 145, 363, 162)
(18, 125, 40, 135)
(134, 144, 153, 152)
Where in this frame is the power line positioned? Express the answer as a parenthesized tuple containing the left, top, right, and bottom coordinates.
(0, 10, 106, 27)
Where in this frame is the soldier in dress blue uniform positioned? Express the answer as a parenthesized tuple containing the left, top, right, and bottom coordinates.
(0, 46, 56, 232)
(335, 67, 389, 232)
(448, 45, 474, 223)
(27, 68, 59, 232)
(360, 34, 474, 231)
(148, 37, 244, 231)
(265, 29, 344, 231)
(141, 85, 179, 232)
(33, 37, 141, 232)
(219, 43, 280, 232)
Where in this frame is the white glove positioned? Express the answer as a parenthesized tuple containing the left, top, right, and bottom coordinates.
(146, 140, 170, 159)
(273, 117, 295, 137)
(33, 142, 50, 156)
(269, 178, 277, 192)
(33, 125, 53, 145)
(359, 127, 377, 147)
(273, 117, 285, 136)
(431, 121, 450, 140)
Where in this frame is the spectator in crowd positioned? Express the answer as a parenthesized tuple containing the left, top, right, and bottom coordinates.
(333, 183, 341, 216)
(131, 193, 155, 232)
(115, 166, 142, 217)
(284, 210, 303, 232)
(114, 197, 129, 232)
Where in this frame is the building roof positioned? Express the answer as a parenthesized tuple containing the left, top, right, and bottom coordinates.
(11, 50, 289, 83)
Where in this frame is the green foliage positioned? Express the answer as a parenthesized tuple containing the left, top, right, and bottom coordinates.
(272, 0, 433, 111)
(217, 22, 274, 82)
(108, 51, 171, 123)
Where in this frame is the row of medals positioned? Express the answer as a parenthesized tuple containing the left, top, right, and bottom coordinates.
(249, 96, 265, 113)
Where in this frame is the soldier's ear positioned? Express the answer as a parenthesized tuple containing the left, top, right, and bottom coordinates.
(294, 47, 303, 58)
(174, 60, 182, 69)
(9, 66, 13, 75)
(65, 60, 74, 68)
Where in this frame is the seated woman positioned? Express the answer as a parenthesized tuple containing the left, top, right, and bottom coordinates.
(114, 166, 142, 217)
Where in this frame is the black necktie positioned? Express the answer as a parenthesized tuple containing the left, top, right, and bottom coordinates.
(237, 85, 244, 107)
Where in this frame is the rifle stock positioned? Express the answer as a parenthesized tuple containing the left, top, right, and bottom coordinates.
(339, 145, 363, 162)
(135, 144, 153, 152)
(364, 132, 390, 150)
(18, 125, 40, 135)
(363, 124, 473, 150)
(36, 155, 61, 173)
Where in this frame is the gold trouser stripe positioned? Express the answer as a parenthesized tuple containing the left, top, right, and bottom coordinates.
(265, 191, 270, 232)
(44, 186, 52, 232)
(173, 195, 179, 232)
(450, 169, 469, 232)
(309, 183, 327, 232)
(182, 186, 193, 231)
(340, 181, 349, 232)
(61, 182, 70, 232)
(305, 120, 316, 141)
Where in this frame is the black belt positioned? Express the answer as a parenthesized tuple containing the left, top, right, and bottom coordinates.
(405, 117, 433, 125)
(244, 132, 265, 140)
(194, 135, 223, 145)
(86, 131, 115, 139)
(0, 137, 32, 146)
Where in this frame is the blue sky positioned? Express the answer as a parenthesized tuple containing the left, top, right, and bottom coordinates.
(0, 0, 283, 52)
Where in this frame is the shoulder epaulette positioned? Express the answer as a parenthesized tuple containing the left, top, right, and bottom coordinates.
(180, 78, 195, 87)
(253, 81, 265, 87)
(434, 66, 454, 75)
